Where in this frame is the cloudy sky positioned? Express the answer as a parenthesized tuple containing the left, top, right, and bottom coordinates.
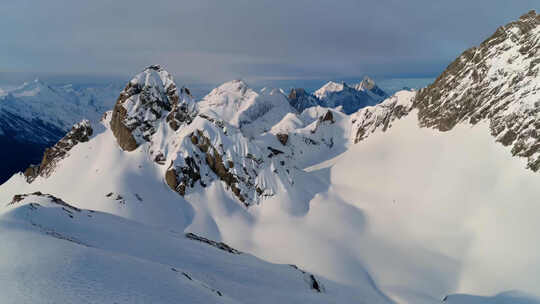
(1, 0, 538, 86)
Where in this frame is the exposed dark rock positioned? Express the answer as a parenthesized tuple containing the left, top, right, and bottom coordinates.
(414, 10, 540, 171)
(267, 146, 284, 157)
(320, 111, 335, 123)
(110, 65, 181, 151)
(24, 120, 93, 183)
(276, 133, 289, 145)
(185, 232, 242, 254)
(165, 168, 179, 193)
(309, 274, 322, 292)
(352, 94, 413, 143)
(288, 264, 325, 293)
(9, 192, 82, 213)
(154, 152, 166, 165)
(110, 102, 138, 151)
(167, 96, 194, 131)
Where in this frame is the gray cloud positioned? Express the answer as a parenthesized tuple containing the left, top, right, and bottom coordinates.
(1, 0, 538, 85)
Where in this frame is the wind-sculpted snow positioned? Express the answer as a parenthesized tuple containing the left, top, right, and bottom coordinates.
(0, 193, 392, 304)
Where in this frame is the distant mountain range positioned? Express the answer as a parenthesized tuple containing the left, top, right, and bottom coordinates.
(0, 75, 390, 184)
(0, 80, 121, 183)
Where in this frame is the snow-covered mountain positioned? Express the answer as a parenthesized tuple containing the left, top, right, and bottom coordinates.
(0, 79, 120, 140)
(313, 78, 387, 114)
(1, 10, 540, 304)
(0, 80, 121, 184)
(287, 76, 388, 114)
(198, 80, 296, 138)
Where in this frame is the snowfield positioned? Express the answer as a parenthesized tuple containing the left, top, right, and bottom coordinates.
(1, 194, 392, 304)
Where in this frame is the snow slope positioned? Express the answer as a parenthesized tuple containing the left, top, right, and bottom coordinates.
(306, 111, 540, 303)
(0, 193, 392, 304)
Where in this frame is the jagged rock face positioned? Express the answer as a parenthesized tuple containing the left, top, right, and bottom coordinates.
(165, 118, 286, 206)
(24, 120, 93, 183)
(167, 88, 194, 131)
(110, 65, 180, 151)
(288, 88, 321, 112)
(351, 91, 416, 143)
(415, 10, 540, 171)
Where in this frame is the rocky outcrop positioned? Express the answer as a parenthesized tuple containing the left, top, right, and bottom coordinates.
(276, 133, 289, 145)
(351, 11, 539, 172)
(351, 91, 415, 143)
(288, 264, 325, 293)
(24, 120, 93, 183)
(168, 129, 248, 204)
(9, 192, 82, 213)
(110, 65, 180, 151)
(110, 101, 138, 151)
(185, 232, 242, 254)
(414, 10, 540, 171)
(167, 87, 195, 131)
(320, 110, 335, 123)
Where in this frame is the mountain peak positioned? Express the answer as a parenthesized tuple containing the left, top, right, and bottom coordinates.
(313, 81, 349, 101)
(519, 9, 537, 21)
(352, 76, 389, 101)
(110, 65, 183, 151)
(414, 10, 540, 171)
(356, 76, 376, 91)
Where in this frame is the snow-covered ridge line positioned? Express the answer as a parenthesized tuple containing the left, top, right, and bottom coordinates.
(349, 10, 539, 172)
(414, 9, 540, 171)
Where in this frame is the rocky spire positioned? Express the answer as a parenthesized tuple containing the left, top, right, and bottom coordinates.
(110, 65, 181, 151)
